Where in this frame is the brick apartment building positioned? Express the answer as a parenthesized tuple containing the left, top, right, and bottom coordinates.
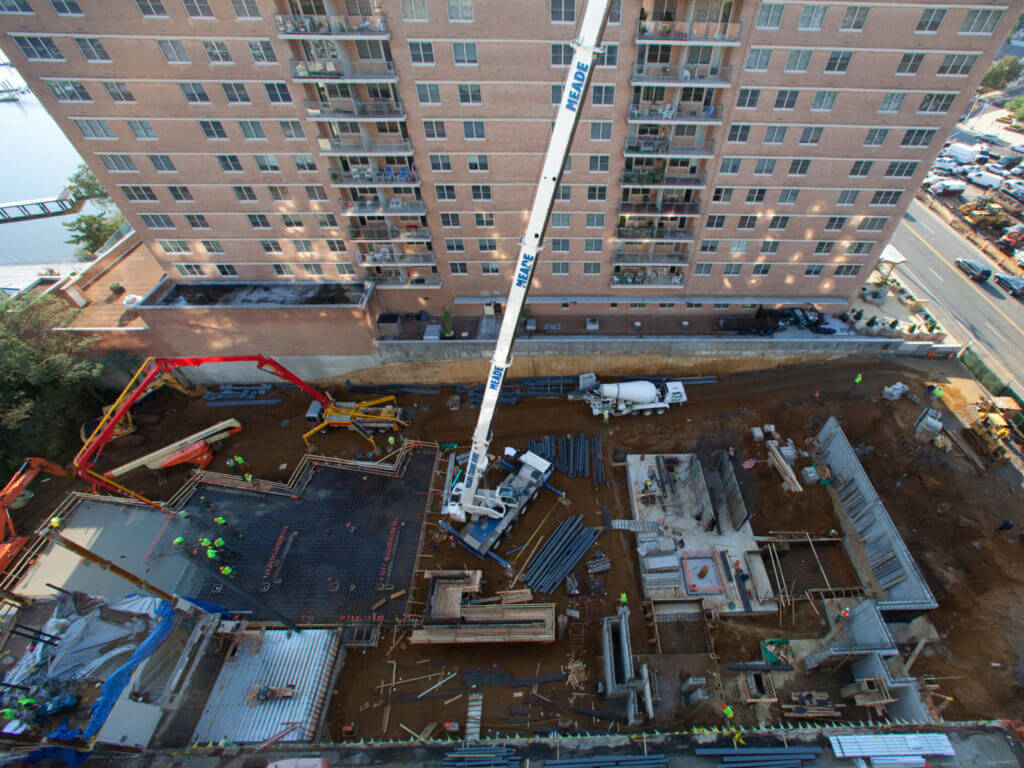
(0, 0, 1014, 357)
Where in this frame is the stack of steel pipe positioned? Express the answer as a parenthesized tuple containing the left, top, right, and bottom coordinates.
(543, 755, 668, 768)
(694, 745, 823, 768)
(442, 744, 520, 768)
(522, 514, 601, 594)
(528, 433, 604, 481)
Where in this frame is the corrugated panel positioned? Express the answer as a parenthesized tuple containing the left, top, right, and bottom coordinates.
(192, 629, 341, 744)
(829, 734, 954, 758)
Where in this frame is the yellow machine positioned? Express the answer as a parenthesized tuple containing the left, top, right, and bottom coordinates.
(79, 370, 198, 442)
(958, 199, 1015, 230)
(303, 395, 411, 448)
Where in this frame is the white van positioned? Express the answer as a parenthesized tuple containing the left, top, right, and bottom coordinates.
(967, 169, 1004, 189)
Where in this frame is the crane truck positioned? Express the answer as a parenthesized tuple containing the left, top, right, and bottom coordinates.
(569, 373, 687, 420)
(442, 0, 612, 555)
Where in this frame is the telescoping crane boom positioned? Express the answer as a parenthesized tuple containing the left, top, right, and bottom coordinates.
(445, 0, 611, 523)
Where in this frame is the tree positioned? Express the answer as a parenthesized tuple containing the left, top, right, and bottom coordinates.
(66, 163, 112, 208)
(1008, 95, 1024, 121)
(0, 294, 102, 474)
(64, 212, 124, 260)
(982, 56, 1023, 90)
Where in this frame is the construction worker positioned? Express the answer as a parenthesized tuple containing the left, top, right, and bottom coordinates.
(172, 536, 185, 547)
(47, 518, 60, 530)
(177, 510, 190, 520)
(243, 473, 254, 483)
(18, 698, 38, 711)
(213, 537, 234, 557)
(219, 565, 234, 578)
(198, 537, 212, 548)
(854, 373, 863, 385)
(206, 547, 220, 561)
(387, 435, 396, 447)
(0, 708, 18, 720)
(225, 457, 236, 468)
(233, 455, 246, 468)
(721, 703, 734, 719)
(619, 592, 628, 606)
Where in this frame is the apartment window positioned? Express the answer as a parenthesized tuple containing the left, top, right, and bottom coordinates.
(446, 0, 473, 21)
(327, 240, 345, 253)
(185, 214, 209, 228)
(838, 189, 858, 205)
(811, 90, 836, 110)
(756, 2, 784, 28)
(736, 88, 760, 109)
(849, 242, 873, 255)
(444, 261, 466, 276)
(850, 160, 872, 177)
(897, 53, 924, 75)
(880, 92, 904, 113)
(728, 124, 750, 143)
(787, 49, 812, 72)
(260, 239, 281, 253)
(871, 190, 901, 206)
(180, 83, 210, 104)
(305, 185, 328, 202)
(47, 80, 91, 102)
(805, 264, 823, 276)
(587, 185, 607, 201)
(401, 0, 427, 20)
(840, 5, 868, 29)
(760, 241, 779, 254)
(694, 262, 713, 276)
(120, 184, 157, 202)
(938, 54, 976, 76)
(919, 93, 955, 113)
(230, 0, 258, 16)
(424, 120, 446, 139)
(201, 240, 224, 255)
(140, 214, 173, 228)
(835, 264, 861, 276)
(461, 120, 485, 139)
(586, 213, 604, 228)
(159, 240, 189, 253)
(440, 213, 460, 227)
(215, 264, 238, 277)
(825, 51, 851, 72)
(168, 185, 192, 201)
(799, 126, 822, 145)
(550, 238, 570, 252)
(592, 85, 614, 106)
(713, 187, 733, 203)
(590, 122, 612, 140)
(779, 189, 799, 204)
(458, 83, 482, 104)
(176, 264, 204, 276)
(102, 82, 135, 103)
(270, 263, 291, 276)
(774, 89, 799, 110)
(240, 120, 265, 139)
(200, 120, 226, 139)
(154, 40, 189, 65)
(789, 159, 810, 175)
(429, 154, 451, 172)
(550, 0, 573, 22)
(222, 83, 250, 103)
(754, 158, 776, 175)
(277, 120, 302, 140)
(724, 264, 741, 275)
(12, 35, 62, 61)
(445, 238, 464, 252)
(798, 4, 827, 30)
(73, 118, 115, 139)
(51, 0, 82, 15)
(294, 155, 316, 174)
(232, 185, 257, 202)
(555, 184, 571, 200)
(595, 44, 618, 67)
(721, 157, 741, 174)
(768, 215, 789, 231)
(148, 154, 175, 172)
(864, 128, 888, 146)
(416, 83, 440, 104)
(317, 213, 338, 228)
(825, 216, 847, 231)
(453, 41, 477, 64)
(916, 7, 945, 32)
(255, 154, 279, 172)
(580, 239, 600, 253)
(551, 43, 572, 66)
(700, 240, 718, 252)
(198, 41, 231, 65)
(247, 40, 277, 65)
(183, 0, 213, 17)
(764, 126, 787, 144)
(75, 37, 110, 62)
(471, 184, 492, 200)
(127, 119, 157, 139)
(589, 155, 609, 172)
(0, 0, 31, 9)
(467, 154, 488, 172)
(550, 85, 563, 104)
(752, 264, 771, 275)
(746, 188, 766, 203)
(551, 262, 569, 275)
(737, 215, 757, 230)
(98, 153, 137, 172)
(409, 41, 434, 64)
(265, 83, 291, 103)
(435, 184, 456, 200)
(858, 216, 887, 231)
(281, 213, 302, 228)
(135, 0, 167, 15)
(294, 242, 316, 258)
(480, 262, 499, 275)
(901, 128, 936, 147)
(747, 48, 771, 71)
(961, 8, 1002, 34)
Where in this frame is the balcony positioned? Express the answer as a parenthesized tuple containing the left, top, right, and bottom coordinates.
(635, 20, 743, 45)
(356, 250, 436, 267)
(616, 226, 694, 242)
(371, 275, 442, 289)
(611, 273, 684, 287)
(623, 138, 714, 158)
(304, 98, 405, 121)
(621, 171, 707, 188)
(318, 137, 413, 156)
(329, 168, 419, 186)
(613, 252, 689, 266)
(619, 200, 700, 216)
(341, 197, 426, 216)
(290, 59, 397, 83)
(627, 104, 722, 124)
(348, 225, 432, 242)
(631, 63, 732, 88)
(275, 14, 389, 39)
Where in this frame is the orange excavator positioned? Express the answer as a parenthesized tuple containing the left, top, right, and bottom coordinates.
(0, 458, 70, 572)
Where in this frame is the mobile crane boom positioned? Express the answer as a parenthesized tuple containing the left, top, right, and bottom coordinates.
(446, 0, 611, 521)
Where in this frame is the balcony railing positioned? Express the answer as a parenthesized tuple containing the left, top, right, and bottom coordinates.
(348, 225, 431, 241)
(372, 275, 442, 289)
(318, 137, 413, 155)
(611, 273, 685, 286)
(304, 98, 405, 121)
(631, 63, 732, 86)
(330, 168, 419, 185)
(623, 138, 714, 156)
(275, 14, 389, 38)
(635, 20, 743, 44)
(628, 104, 721, 122)
(619, 200, 700, 216)
(613, 252, 689, 266)
(616, 226, 694, 241)
(341, 197, 426, 216)
(290, 59, 397, 82)
(356, 250, 436, 266)
(621, 171, 707, 187)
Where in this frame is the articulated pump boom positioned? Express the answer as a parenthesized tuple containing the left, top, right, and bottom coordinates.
(445, 0, 612, 524)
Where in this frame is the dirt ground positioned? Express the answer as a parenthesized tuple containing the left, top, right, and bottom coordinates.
(14, 357, 1024, 733)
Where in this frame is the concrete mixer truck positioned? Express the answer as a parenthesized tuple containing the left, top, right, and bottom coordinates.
(568, 373, 687, 421)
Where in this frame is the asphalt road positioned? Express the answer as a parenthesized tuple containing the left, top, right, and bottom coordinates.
(892, 199, 1024, 391)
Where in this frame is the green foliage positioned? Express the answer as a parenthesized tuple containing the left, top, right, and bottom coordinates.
(982, 56, 1023, 90)
(67, 163, 111, 206)
(889, 319, 899, 329)
(441, 307, 454, 337)
(64, 212, 124, 260)
(866, 315, 878, 327)
(0, 294, 102, 474)
(1007, 95, 1024, 121)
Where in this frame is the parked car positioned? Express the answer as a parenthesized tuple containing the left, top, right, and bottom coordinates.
(997, 154, 1022, 170)
(967, 169, 1004, 188)
(955, 258, 992, 281)
(977, 132, 1003, 144)
(1002, 181, 1024, 203)
(1011, 142, 1024, 154)
(932, 159, 964, 174)
(994, 272, 1024, 296)
(925, 178, 967, 195)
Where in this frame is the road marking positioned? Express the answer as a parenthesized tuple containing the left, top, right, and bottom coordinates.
(926, 266, 944, 283)
(986, 323, 1008, 343)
